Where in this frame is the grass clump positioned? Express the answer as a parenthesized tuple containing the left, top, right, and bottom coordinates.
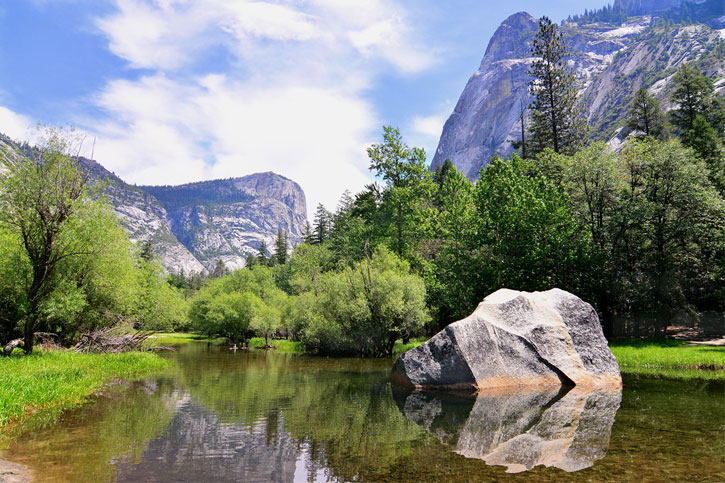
(610, 339, 725, 372)
(0, 350, 170, 428)
(248, 337, 304, 353)
(393, 337, 427, 355)
(143, 332, 225, 347)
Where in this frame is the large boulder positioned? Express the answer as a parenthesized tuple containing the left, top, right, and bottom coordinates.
(391, 288, 621, 390)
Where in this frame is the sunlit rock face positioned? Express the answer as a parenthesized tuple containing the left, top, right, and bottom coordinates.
(391, 288, 621, 390)
(431, 5, 725, 178)
(394, 385, 622, 473)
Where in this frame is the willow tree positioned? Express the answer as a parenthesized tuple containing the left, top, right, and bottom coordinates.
(0, 130, 89, 353)
(527, 16, 587, 156)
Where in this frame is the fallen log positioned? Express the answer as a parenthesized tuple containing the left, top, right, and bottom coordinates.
(3, 338, 24, 356)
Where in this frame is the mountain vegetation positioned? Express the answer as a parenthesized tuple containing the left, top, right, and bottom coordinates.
(431, 1, 725, 178)
(0, 129, 189, 353)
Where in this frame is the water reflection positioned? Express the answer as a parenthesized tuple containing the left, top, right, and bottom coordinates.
(114, 396, 334, 483)
(393, 385, 621, 473)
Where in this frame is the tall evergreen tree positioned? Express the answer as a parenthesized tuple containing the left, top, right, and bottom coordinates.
(139, 239, 154, 261)
(274, 228, 289, 265)
(627, 88, 666, 139)
(245, 252, 258, 269)
(686, 115, 725, 195)
(312, 203, 332, 245)
(211, 259, 228, 278)
(302, 221, 314, 245)
(257, 240, 270, 265)
(527, 16, 586, 156)
(670, 64, 722, 136)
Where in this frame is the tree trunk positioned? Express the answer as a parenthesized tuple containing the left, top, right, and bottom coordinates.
(23, 315, 35, 354)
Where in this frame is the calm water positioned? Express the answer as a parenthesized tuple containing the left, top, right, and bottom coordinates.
(3, 344, 724, 482)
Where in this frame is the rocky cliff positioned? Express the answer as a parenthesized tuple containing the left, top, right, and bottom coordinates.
(141, 173, 307, 271)
(0, 134, 307, 273)
(431, 1, 725, 178)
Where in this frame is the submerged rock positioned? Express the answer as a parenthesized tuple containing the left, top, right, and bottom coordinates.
(393, 385, 622, 473)
(391, 288, 621, 390)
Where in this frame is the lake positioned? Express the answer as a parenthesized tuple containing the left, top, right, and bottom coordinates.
(2, 343, 724, 482)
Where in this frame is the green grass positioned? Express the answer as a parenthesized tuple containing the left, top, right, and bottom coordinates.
(143, 332, 225, 347)
(248, 337, 305, 353)
(0, 350, 171, 429)
(610, 338, 725, 373)
(393, 337, 427, 355)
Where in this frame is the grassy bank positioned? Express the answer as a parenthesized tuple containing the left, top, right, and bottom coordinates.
(0, 350, 170, 429)
(394, 337, 725, 379)
(610, 339, 725, 377)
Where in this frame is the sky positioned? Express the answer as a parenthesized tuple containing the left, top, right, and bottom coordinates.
(0, 0, 610, 215)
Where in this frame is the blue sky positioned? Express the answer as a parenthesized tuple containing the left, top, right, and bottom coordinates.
(0, 0, 609, 212)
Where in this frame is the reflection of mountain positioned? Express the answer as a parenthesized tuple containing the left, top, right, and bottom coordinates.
(113, 396, 329, 483)
(394, 386, 621, 473)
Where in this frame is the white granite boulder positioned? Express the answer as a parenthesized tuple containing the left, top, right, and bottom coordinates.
(391, 289, 621, 390)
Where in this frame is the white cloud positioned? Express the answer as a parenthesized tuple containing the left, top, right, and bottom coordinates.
(89, 73, 374, 212)
(81, 0, 439, 214)
(406, 111, 449, 161)
(0, 106, 35, 142)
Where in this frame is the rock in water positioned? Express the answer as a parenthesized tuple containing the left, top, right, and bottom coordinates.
(391, 288, 621, 390)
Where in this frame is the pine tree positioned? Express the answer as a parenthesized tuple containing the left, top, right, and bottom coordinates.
(312, 203, 332, 245)
(302, 221, 314, 245)
(670, 64, 718, 135)
(211, 259, 228, 278)
(139, 239, 154, 261)
(527, 16, 587, 156)
(274, 228, 288, 265)
(627, 88, 666, 139)
(257, 240, 270, 265)
(245, 252, 257, 268)
(686, 115, 724, 195)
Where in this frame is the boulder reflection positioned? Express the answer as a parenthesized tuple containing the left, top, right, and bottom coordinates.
(393, 385, 621, 473)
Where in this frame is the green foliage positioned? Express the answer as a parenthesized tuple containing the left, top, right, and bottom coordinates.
(273, 228, 289, 265)
(0, 129, 179, 349)
(134, 257, 189, 331)
(303, 246, 430, 357)
(670, 64, 724, 136)
(627, 88, 667, 139)
(312, 203, 332, 245)
(427, 163, 477, 323)
(685, 115, 725, 195)
(366, 126, 435, 262)
(474, 155, 589, 295)
(250, 304, 282, 346)
(190, 291, 262, 342)
(567, 4, 628, 25)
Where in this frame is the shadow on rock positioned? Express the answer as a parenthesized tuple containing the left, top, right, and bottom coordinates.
(392, 385, 622, 473)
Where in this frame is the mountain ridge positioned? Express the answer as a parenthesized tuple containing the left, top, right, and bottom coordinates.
(431, 1, 725, 178)
(0, 134, 307, 273)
